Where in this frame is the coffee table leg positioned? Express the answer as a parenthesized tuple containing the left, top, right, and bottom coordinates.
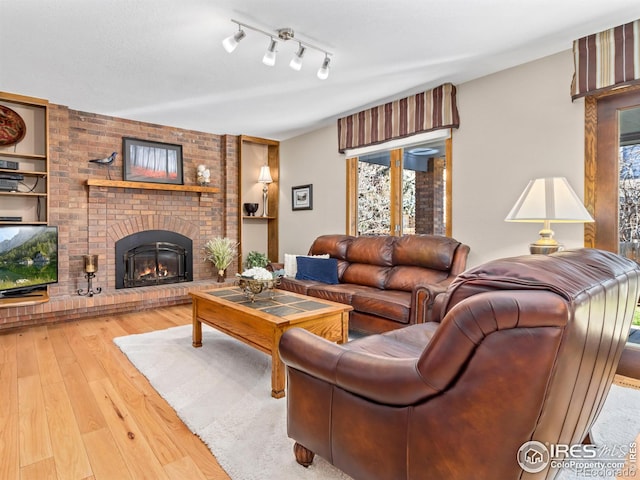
(271, 346, 285, 398)
(192, 317, 203, 348)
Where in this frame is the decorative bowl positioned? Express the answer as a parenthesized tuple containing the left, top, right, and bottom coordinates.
(243, 203, 259, 216)
(236, 276, 281, 301)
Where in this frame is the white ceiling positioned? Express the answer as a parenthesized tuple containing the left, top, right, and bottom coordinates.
(1, 0, 640, 141)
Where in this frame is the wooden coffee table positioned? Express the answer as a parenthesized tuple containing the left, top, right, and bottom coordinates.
(190, 287, 351, 398)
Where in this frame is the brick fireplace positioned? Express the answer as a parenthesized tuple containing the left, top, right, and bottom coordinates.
(1, 103, 240, 330)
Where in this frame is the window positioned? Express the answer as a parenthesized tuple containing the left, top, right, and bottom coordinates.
(347, 139, 451, 236)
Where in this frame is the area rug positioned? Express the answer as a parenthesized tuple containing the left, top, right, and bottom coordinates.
(114, 325, 640, 480)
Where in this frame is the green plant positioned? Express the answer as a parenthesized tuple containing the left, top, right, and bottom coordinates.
(203, 237, 239, 272)
(245, 250, 269, 269)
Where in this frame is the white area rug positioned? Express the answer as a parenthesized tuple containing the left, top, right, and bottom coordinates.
(114, 325, 640, 480)
(114, 324, 351, 480)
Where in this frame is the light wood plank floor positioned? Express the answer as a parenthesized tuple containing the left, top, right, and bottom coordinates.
(0, 304, 231, 480)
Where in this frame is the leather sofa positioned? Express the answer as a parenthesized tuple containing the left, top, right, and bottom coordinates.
(279, 248, 640, 480)
(276, 234, 470, 333)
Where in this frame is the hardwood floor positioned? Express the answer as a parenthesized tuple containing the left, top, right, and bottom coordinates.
(0, 304, 231, 480)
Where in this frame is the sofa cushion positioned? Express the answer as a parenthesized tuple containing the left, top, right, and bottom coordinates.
(342, 264, 390, 289)
(306, 283, 378, 305)
(385, 266, 449, 292)
(351, 289, 412, 324)
(393, 234, 461, 271)
(278, 277, 325, 295)
(296, 257, 339, 284)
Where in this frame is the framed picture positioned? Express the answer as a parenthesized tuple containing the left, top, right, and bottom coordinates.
(122, 137, 183, 185)
(292, 184, 313, 211)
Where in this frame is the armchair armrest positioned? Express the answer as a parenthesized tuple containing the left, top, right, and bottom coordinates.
(412, 283, 449, 323)
(279, 328, 440, 406)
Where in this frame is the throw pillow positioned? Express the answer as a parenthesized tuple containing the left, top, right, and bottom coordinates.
(284, 253, 330, 278)
(295, 257, 339, 284)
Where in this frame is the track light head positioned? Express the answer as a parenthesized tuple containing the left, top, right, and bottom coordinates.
(317, 55, 331, 80)
(262, 38, 278, 66)
(222, 28, 246, 53)
(289, 44, 306, 71)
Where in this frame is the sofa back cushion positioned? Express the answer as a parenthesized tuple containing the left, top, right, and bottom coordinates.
(393, 234, 461, 271)
(345, 236, 395, 266)
(309, 234, 354, 260)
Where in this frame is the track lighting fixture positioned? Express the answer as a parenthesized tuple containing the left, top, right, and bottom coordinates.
(222, 19, 333, 79)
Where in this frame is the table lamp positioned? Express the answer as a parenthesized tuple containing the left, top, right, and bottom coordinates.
(258, 165, 273, 217)
(505, 177, 594, 254)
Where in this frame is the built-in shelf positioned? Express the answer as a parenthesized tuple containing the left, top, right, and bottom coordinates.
(0, 290, 49, 308)
(242, 216, 276, 220)
(85, 179, 220, 193)
(0, 151, 47, 160)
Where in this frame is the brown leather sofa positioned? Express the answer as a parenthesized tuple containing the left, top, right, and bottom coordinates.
(279, 248, 640, 480)
(276, 234, 470, 333)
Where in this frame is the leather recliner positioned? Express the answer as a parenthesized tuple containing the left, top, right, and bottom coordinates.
(279, 248, 640, 480)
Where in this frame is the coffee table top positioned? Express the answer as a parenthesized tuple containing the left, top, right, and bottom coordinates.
(191, 286, 352, 322)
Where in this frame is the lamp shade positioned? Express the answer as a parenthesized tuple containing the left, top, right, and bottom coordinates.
(505, 177, 594, 254)
(505, 177, 594, 224)
(258, 165, 273, 184)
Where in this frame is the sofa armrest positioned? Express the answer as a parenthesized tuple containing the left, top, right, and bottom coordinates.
(280, 328, 439, 405)
(267, 262, 284, 272)
(412, 283, 449, 324)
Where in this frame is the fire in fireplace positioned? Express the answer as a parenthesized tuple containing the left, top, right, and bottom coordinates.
(115, 230, 193, 289)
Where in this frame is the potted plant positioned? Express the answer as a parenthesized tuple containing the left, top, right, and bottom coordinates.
(203, 237, 239, 282)
(244, 250, 270, 270)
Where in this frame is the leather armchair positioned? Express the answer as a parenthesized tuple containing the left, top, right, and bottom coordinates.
(279, 249, 640, 480)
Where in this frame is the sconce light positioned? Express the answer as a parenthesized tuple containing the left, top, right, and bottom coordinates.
(222, 19, 333, 79)
(505, 177, 594, 254)
(78, 254, 102, 297)
(258, 165, 273, 217)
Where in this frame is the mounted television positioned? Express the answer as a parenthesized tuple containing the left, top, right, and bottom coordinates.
(0, 225, 58, 298)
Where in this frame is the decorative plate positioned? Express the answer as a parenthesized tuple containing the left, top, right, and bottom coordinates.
(0, 105, 27, 146)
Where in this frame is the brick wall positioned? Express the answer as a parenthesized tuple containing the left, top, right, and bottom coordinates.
(1, 104, 239, 330)
(415, 157, 446, 235)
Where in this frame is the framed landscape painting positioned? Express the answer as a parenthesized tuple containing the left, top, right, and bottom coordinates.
(122, 137, 183, 185)
(292, 184, 313, 210)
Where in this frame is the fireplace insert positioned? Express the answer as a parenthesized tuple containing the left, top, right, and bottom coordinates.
(115, 230, 193, 289)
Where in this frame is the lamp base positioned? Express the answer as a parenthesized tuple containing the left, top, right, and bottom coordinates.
(529, 243, 563, 255)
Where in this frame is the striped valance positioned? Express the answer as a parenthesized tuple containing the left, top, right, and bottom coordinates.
(337, 83, 459, 153)
(571, 19, 640, 100)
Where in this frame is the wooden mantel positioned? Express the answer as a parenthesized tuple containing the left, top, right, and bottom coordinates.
(85, 179, 220, 193)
